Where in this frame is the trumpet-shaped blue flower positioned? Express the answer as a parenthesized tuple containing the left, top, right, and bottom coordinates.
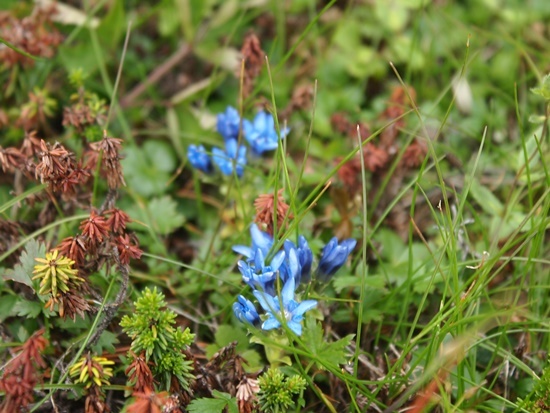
(187, 144, 212, 173)
(233, 224, 274, 263)
(217, 106, 241, 141)
(243, 111, 290, 155)
(253, 276, 317, 336)
(237, 248, 285, 295)
(212, 139, 247, 177)
(317, 237, 357, 282)
(233, 295, 260, 326)
(284, 236, 313, 284)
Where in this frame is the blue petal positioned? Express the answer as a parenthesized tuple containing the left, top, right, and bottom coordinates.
(292, 300, 317, 317)
(232, 245, 252, 258)
(281, 276, 296, 308)
(250, 224, 273, 253)
(262, 317, 281, 331)
(271, 250, 286, 272)
(287, 321, 302, 336)
(342, 238, 357, 251)
(254, 248, 266, 268)
(254, 290, 278, 313)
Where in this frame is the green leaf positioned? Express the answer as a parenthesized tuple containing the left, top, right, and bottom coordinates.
(187, 390, 235, 413)
(150, 196, 186, 235)
(97, 0, 126, 49)
(0, 295, 18, 322)
(12, 299, 43, 318)
(91, 330, 119, 354)
(205, 324, 251, 358)
(3, 239, 46, 288)
(301, 318, 353, 368)
(469, 180, 504, 216)
(531, 73, 550, 100)
(121, 142, 176, 197)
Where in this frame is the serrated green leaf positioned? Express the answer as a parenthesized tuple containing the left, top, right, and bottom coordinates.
(91, 330, 119, 354)
(0, 295, 18, 322)
(3, 239, 46, 288)
(12, 299, 43, 318)
(187, 397, 228, 413)
(302, 318, 354, 368)
(127, 195, 185, 236)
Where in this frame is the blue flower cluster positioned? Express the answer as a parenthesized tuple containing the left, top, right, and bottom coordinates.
(232, 224, 356, 336)
(187, 106, 289, 177)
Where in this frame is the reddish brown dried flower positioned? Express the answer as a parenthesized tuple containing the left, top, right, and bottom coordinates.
(63, 104, 95, 131)
(18, 88, 57, 131)
(254, 189, 293, 236)
(127, 388, 172, 413)
(80, 211, 110, 245)
(239, 32, 265, 98)
(402, 138, 428, 168)
(0, 6, 63, 68)
(115, 234, 143, 265)
(58, 290, 90, 321)
(126, 352, 154, 393)
(57, 235, 88, 266)
(0, 146, 25, 173)
(35, 139, 74, 183)
(63, 90, 107, 132)
(380, 85, 417, 146)
(337, 156, 362, 193)
(85, 385, 110, 413)
(20, 131, 42, 158)
(89, 132, 126, 189)
(362, 143, 389, 172)
(105, 208, 131, 234)
(0, 329, 48, 412)
(51, 161, 91, 196)
(331, 112, 352, 135)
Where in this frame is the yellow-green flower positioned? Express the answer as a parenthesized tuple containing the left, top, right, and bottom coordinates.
(69, 354, 115, 388)
(32, 249, 82, 296)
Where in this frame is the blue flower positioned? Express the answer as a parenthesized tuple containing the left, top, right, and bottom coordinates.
(187, 144, 212, 173)
(217, 106, 241, 141)
(279, 246, 300, 284)
(317, 237, 356, 282)
(243, 111, 290, 155)
(284, 236, 313, 284)
(253, 276, 317, 336)
(212, 139, 247, 177)
(233, 295, 260, 326)
(232, 224, 274, 262)
(237, 248, 285, 295)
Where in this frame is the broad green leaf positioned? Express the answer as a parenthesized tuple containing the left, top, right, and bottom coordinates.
(302, 318, 353, 368)
(469, 180, 504, 216)
(12, 299, 42, 318)
(3, 239, 46, 288)
(188, 391, 238, 413)
(121, 143, 176, 197)
(97, 0, 126, 49)
(0, 295, 18, 322)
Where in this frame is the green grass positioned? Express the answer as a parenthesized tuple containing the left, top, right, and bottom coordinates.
(0, 0, 549, 412)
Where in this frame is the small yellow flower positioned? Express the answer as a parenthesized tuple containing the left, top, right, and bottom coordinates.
(32, 249, 82, 296)
(69, 354, 115, 389)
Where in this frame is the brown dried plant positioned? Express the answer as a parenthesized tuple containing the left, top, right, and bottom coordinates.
(0, 329, 48, 413)
(0, 5, 62, 68)
(239, 32, 265, 99)
(254, 189, 293, 236)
